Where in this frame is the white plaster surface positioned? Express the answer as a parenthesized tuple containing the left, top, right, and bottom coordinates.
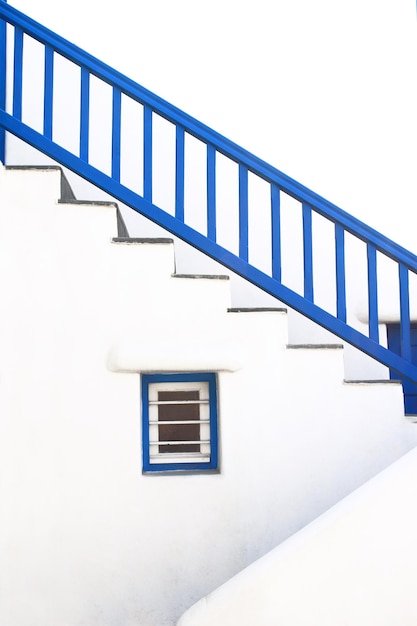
(1, 166, 417, 626)
(177, 445, 417, 626)
(107, 339, 244, 373)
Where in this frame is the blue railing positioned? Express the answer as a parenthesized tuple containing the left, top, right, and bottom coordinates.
(1, 1, 417, 385)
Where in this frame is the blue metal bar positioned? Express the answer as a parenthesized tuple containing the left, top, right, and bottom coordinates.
(239, 164, 248, 262)
(0, 2, 7, 163)
(302, 203, 314, 302)
(175, 124, 185, 221)
(271, 184, 281, 282)
(12, 25, 23, 120)
(43, 44, 53, 140)
(143, 105, 152, 202)
(79, 67, 89, 161)
(335, 224, 346, 322)
(399, 263, 411, 361)
(1, 2, 417, 274)
(367, 243, 379, 342)
(111, 86, 121, 181)
(3, 110, 417, 386)
(207, 144, 216, 241)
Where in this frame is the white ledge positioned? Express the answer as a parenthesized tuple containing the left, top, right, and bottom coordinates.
(356, 303, 417, 325)
(107, 340, 244, 373)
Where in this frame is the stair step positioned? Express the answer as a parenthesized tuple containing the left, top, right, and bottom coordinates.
(228, 307, 287, 313)
(344, 379, 401, 385)
(5, 165, 75, 201)
(112, 237, 173, 244)
(172, 273, 229, 280)
(287, 343, 343, 349)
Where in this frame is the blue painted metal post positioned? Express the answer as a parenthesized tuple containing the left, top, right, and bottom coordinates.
(238, 164, 249, 262)
(335, 224, 346, 322)
(111, 86, 121, 182)
(367, 243, 379, 342)
(12, 26, 23, 121)
(271, 183, 281, 282)
(0, 0, 7, 164)
(207, 144, 216, 241)
(175, 124, 185, 221)
(399, 263, 411, 360)
(80, 68, 90, 161)
(43, 45, 54, 140)
(143, 105, 152, 203)
(302, 203, 314, 302)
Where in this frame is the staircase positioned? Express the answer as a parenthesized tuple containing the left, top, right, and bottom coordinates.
(1, 2, 417, 388)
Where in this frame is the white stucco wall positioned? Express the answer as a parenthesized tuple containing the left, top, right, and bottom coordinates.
(1, 166, 417, 626)
(177, 445, 417, 626)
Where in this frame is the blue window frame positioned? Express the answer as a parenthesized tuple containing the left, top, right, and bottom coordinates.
(141, 373, 218, 472)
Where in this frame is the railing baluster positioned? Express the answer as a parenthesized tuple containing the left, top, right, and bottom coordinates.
(207, 144, 216, 241)
(239, 164, 248, 262)
(0, 7, 7, 164)
(302, 203, 314, 301)
(111, 86, 121, 181)
(399, 263, 411, 361)
(271, 183, 281, 282)
(79, 67, 90, 161)
(335, 223, 346, 322)
(175, 124, 185, 221)
(43, 44, 53, 140)
(367, 243, 379, 342)
(143, 105, 152, 203)
(12, 25, 23, 120)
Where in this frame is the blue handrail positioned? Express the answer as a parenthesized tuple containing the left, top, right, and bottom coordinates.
(1, 1, 417, 385)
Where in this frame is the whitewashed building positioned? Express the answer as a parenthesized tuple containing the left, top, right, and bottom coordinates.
(1, 2, 417, 625)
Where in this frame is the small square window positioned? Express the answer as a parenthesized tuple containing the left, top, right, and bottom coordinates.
(141, 373, 218, 472)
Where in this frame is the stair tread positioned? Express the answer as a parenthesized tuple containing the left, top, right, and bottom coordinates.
(173, 273, 229, 280)
(287, 343, 343, 349)
(344, 379, 401, 384)
(61, 199, 118, 207)
(112, 237, 173, 244)
(6, 165, 76, 201)
(228, 307, 287, 313)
